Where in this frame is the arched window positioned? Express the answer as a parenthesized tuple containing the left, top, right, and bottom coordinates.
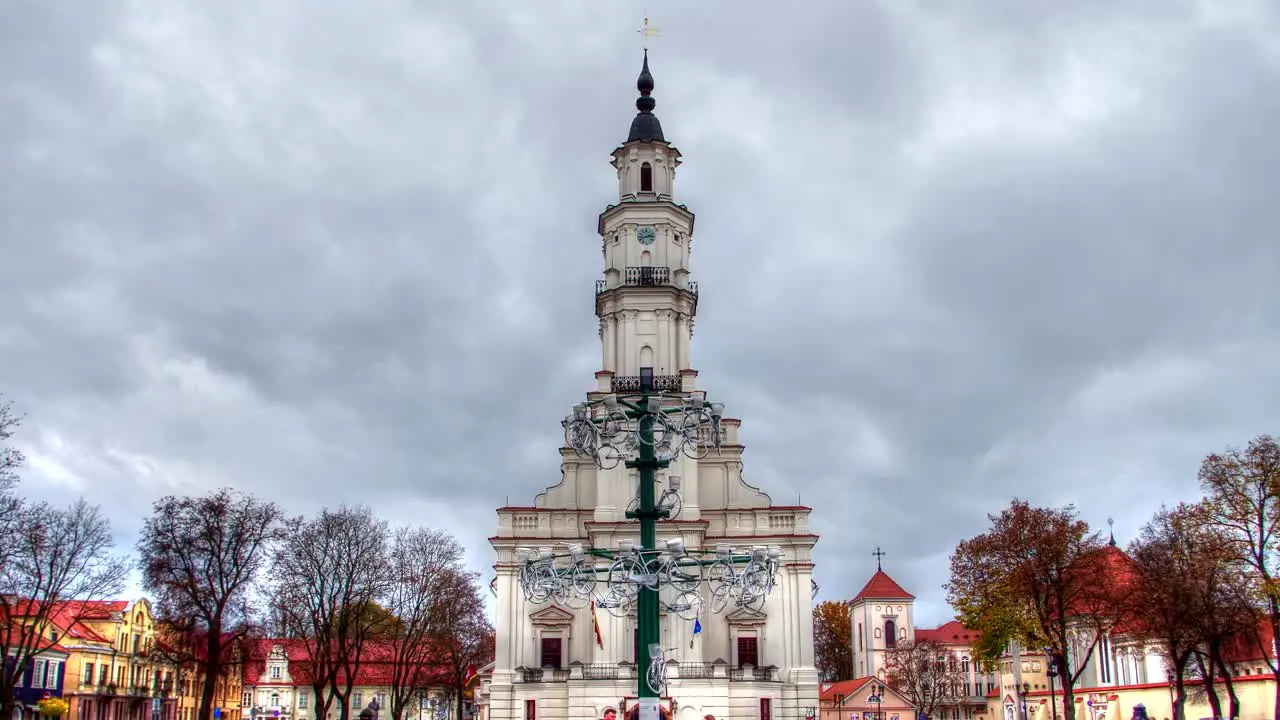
(640, 162, 653, 192)
(885, 619, 897, 647)
(874, 627, 881, 639)
(269, 694, 279, 708)
(639, 346, 654, 370)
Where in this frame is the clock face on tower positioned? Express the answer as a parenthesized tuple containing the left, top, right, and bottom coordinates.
(636, 226, 656, 245)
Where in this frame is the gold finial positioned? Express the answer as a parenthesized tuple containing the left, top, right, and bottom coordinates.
(638, 17, 663, 51)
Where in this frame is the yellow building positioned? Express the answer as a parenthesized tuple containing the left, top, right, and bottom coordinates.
(49, 599, 242, 720)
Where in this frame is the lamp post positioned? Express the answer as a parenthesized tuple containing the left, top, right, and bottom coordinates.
(1166, 671, 1176, 720)
(517, 378, 784, 718)
(1019, 683, 1030, 720)
(867, 692, 883, 720)
(1045, 649, 1058, 720)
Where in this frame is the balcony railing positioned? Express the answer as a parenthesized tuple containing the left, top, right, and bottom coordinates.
(729, 665, 779, 682)
(580, 664, 620, 680)
(611, 375, 682, 393)
(517, 667, 570, 683)
(595, 269, 699, 299)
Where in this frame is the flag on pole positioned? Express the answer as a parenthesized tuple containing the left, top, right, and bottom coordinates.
(591, 598, 605, 649)
(690, 616, 702, 648)
(462, 664, 477, 687)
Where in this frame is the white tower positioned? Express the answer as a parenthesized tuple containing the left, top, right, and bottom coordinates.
(848, 553, 915, 681)
(482, 53, 820, 720)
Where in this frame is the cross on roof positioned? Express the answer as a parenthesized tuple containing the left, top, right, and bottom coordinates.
(637, 17, 662, 51)
(872, 546, 886, 571)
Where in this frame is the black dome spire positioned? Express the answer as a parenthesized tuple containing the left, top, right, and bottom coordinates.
(627, 50, 665, 143)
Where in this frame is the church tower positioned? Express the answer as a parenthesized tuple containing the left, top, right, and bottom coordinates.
(483, 52, 820, 720)
(848, 558, 915, 681)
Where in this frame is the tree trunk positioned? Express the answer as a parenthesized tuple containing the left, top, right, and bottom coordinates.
(1060, 682, 1076, 720)
(1196, 654, 1222, 719)
(311, 683, 332, 720)
(200, 631, 223, 720)
(1268, 595, 1280, 720)
(1212, 651, 1239, 720)
(1173, 676, 1187, 720)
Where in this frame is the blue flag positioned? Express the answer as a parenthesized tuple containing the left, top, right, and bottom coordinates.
(693, 617, 702, 634)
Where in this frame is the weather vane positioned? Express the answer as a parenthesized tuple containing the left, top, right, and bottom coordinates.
(638, 17, 662, 51)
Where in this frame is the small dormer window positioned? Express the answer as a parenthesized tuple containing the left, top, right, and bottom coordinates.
(270, 665, 281, 680)
(640, 162, 653, 192)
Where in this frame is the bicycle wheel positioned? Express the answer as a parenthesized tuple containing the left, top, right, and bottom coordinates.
(600, 590, 631, 617)
(564, 421, 597, 458)
(646, 658, 667, 694)
(742, 565, 771, 596)
(664, 555, 703, 592)
(608, 558, 644, 598)
(709, 584, 732, 613)
(659, 489, 682, 520)
(740, 587, 766, 613)
(667, 591, 703, 621)
(571, 563, 597, 596)
(707, 560, 735, 593)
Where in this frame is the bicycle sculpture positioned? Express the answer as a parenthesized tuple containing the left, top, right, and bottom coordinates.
(514, 381, 786, 702)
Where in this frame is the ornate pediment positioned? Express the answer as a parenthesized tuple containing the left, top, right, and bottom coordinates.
(529, 605, 575, 627)
(725, 607, 767, 626)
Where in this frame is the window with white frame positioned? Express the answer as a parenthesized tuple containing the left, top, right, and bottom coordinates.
(32, 659, 47, 689)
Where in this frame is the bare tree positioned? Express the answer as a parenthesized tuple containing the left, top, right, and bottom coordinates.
(1128, 503, 1223, 720)
(0, 396, 23, 492)
(0, 397, 25, 564)
(883, 639, 966, 720)
(0, 499, 129, 717)
(1198, 435, 1280, 720)
(272, 506, 389, 720)
(430, 568, 493, 720)
(137, 489, 284, 720)
(383, 527, 464, 720)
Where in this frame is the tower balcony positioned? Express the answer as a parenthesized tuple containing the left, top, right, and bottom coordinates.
(594, 267, 699, 299)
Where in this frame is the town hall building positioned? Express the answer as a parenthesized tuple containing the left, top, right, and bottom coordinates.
(477, 53, 822, 720)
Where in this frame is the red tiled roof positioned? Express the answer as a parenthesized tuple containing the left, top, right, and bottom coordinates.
(819, 677, 873, 702)
(849, 570, 915, 603)
(242, 639, 452, 688)
(914, 620, 980, 645)
(1222, 621, 1276, 664)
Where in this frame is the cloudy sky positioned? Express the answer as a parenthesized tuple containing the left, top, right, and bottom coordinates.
(3, 0, 1279, 626)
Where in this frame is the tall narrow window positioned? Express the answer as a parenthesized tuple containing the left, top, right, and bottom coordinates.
(540, 637, 562, 669)
(640, 163, 653, 192)
(885, 619, 897, 648)
(33, 659, 47, 689)
(759, 698, 772, 720)
(858, 623, 863, 650)
(525, 699, 537, 720)
(737, 636, 759, 667)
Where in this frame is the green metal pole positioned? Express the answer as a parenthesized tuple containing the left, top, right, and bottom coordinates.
(628, 393, 662, 712)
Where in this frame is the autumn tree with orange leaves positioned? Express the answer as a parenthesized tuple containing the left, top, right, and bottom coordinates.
(813, 600, 852, 681)
(946, 499, 1125, 720)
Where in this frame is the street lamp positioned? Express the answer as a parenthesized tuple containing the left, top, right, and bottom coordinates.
(1166, 671, 1176, 720)
(1044, 649, 1058, 720)
(516, 383, 783, 716)
(1019, 682, 1030, 720)
(867, 688, 883, 720)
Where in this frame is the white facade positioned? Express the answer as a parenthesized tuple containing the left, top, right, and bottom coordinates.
(481, 55, 821, 720)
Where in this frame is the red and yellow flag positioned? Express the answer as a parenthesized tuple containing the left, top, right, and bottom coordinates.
(591, 598, 605, 649)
